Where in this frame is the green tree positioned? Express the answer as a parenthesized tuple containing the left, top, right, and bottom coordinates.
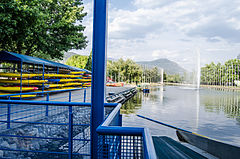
(0, 0, 87, 60)
(200, 59, 240, 86)
(107, 58, 143, 84)
(85, 51, 92, 71)
(65, 55, 88, 69)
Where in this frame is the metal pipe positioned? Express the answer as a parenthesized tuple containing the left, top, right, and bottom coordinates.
(46, 93, 49, 116)
(68, 111, 73, 159)
(91, 0, 108, 158)
(83, 88, 86, 102)
(0, 88, 84, 97)
(42, 64, 45, 92)
(20, 61, 23, 99)
(7, 97, 11, 129)
(0, 100, 117, 107)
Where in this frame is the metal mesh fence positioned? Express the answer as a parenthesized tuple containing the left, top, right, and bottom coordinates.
(0, 103, 92, 158)
(98, 135, 144, 159)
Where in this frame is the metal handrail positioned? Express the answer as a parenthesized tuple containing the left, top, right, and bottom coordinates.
(96, 103, 157, 159)
(0, 100, 117, 107)
(0, 87, 86, 98)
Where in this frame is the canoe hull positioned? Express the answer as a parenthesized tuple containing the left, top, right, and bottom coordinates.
(176, 130, 240, 159)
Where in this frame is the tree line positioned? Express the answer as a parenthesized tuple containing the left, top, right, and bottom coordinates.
(66, 55, 164, 84)
(107, 59, 164, 84)
(201, 59, 240, 86)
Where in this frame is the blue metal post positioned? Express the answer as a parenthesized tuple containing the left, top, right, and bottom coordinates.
(46, 93, 49, 116)
(57, 67, 59, 86)
(91, 0, 108, 158)
(83, 88, 86, 102)
(68, 111, 73, 159)
(42, 64, 45, 92)
(69, 91, 73, 159)
(7, 97, 11, 129)
(20, 61, 23, 99)
(69, 91, 72, 102)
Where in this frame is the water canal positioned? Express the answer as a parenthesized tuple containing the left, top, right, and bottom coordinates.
(122, 85, 240, 147)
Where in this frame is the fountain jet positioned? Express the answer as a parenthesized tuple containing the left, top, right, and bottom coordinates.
(196, 49, 201, 89)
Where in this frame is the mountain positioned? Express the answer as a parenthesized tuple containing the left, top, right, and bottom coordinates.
(136, 58, 186, 75)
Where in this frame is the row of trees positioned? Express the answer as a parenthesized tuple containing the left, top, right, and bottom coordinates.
(107, 59, 165, 84)
(1, 0, 87, 60)
(165, 74, 184, 83)
(107, 59, 164, 84)
(66, 56, 164, 84)
(201, 59, 240, 86)
(107, 59, 142, 84)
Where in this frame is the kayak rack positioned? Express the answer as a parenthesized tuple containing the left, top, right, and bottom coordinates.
(0, 51, 92, 98)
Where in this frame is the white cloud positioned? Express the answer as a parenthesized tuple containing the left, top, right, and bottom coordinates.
(72, 0, 240, 70)
(133, 0, 177, 8)
(151, 49, 177, 59)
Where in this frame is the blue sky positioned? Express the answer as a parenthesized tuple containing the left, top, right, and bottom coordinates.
(73, 0, 240, 71)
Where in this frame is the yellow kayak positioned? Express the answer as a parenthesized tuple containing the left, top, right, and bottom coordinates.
(40, 84, 62, 88)
(0, 86, 38, 92)
(44, 74, 82, 78)
(0, 79, 47, 84)
(70, 71, 85, 75)
(0, 92, 37, 98)
(58, 79, 91, 83)
(0, 72, 83, 78)
(83, 83, 91, 87)
(62, 83, 83, 87)
(0, 73, 38, 78)
(47, 87, 77, 91)
(39, 83, 83, 88)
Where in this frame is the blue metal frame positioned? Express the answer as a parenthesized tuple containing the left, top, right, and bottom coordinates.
(97, 104, 157, 159)
(0, 87, 85, 98)
(0, 100, 118, 158)
(0, 100, 117, 107)
(0, 98, 156, 158)
(91, 0, 108, 158)
(0, 0, 158, 157)
(20, 61, 23, 99)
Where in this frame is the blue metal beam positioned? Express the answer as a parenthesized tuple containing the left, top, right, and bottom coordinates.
(91, 0, 108, 158)
(0, 100, 117, 107)
(0, 88, 85, 97)
(96, 103, 157, 159)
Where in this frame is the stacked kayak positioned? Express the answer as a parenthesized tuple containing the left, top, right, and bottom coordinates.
(0, 70, 91, 98)
(0, 86, 38, 92)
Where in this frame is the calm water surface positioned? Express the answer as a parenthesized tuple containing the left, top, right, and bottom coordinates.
(122, 86, 240, 147)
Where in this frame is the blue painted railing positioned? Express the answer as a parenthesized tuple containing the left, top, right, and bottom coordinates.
(0, 100, 117, 158)
(0, 99, 156, 158)
(97, 103, 157, 159)
(0, 87, 87, 98)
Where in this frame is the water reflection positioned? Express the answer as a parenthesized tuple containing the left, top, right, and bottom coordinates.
(122, 86, 165, 115)
(120, 91, 142, 115)
(195, 90, 200, 130)
(122, 86, 240, 146)
(202, 89, 240, 120)
(142, 86, 164, 104)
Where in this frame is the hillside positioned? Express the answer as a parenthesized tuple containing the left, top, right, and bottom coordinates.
(137, 58, 186, 75)
(62, 52, 78, 63)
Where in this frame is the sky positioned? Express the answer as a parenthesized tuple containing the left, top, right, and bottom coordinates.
(72, 0, 240, 71)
